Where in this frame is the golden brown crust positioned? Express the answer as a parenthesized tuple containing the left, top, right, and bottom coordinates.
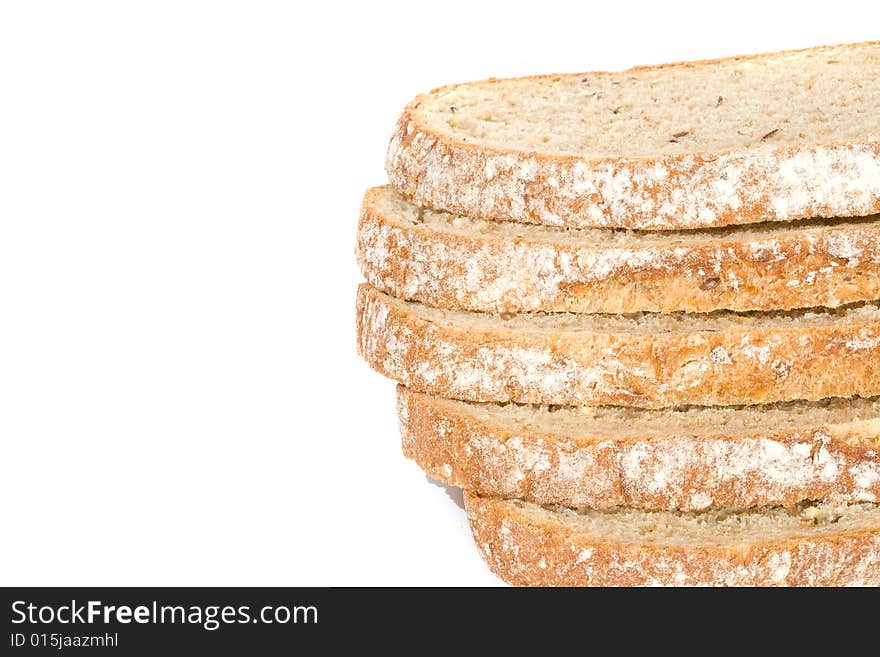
(386, 43, 880, 231)
(357, 284, 880, 408)
(358, 186, 880, 314)
(465, 494, 880, 586)
(399, 388, 880, 511)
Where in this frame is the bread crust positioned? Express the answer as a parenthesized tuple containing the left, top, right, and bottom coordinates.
(399, 387, 880, 511)
(386, 42, 880, 231)
(357, 284, 880, 408)
(465, 494, 880, 586)
(358, 186, 880, 314)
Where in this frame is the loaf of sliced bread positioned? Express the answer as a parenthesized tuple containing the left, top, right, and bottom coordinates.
(358, 186, 880, 314)
(387, 42, 880, 231)
(357, 284, 880, 408)
(399, 387, 880, 510)
(465, 494, 880, 586)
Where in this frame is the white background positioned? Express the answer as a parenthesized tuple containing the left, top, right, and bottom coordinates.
(0, 1, 876, 586)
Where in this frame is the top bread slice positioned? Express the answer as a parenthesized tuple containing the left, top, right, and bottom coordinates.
(387, 42, 880, 231)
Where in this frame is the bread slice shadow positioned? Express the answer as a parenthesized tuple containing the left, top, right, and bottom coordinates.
(424, 474, 465, 511)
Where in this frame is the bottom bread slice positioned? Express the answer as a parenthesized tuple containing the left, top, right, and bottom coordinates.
(400, 387, 880, 510)
(464, 494, 880, 586)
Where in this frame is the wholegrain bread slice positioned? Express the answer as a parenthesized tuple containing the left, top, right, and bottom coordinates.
(358, 186, 880, 314)
(387, 41, 880, 231)
(357, 284, 880, 408)
(465, 494, 880, 586)
(400, 387, 880, 510)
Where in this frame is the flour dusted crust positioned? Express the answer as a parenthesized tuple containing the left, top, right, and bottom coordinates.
(357, 284, 880, 408)
(388, 119, 880, 232)
(387, 43, 880, 231)
(399, 388, 880, 511)
(465, 494, 880, 586)
(358, 186, 880, 314)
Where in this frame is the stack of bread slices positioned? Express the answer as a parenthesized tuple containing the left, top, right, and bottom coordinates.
(356, 42, 880, 586)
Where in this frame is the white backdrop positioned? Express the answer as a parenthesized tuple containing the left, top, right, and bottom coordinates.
(0, 1, 876, 586)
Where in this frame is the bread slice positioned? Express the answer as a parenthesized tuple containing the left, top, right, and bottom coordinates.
(387, 42, 880, 231)
(399, 387, 880, 510)
(357, 284, 880, 408)
(465, 494, 880, 586)
(358, 186, 880, 314)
